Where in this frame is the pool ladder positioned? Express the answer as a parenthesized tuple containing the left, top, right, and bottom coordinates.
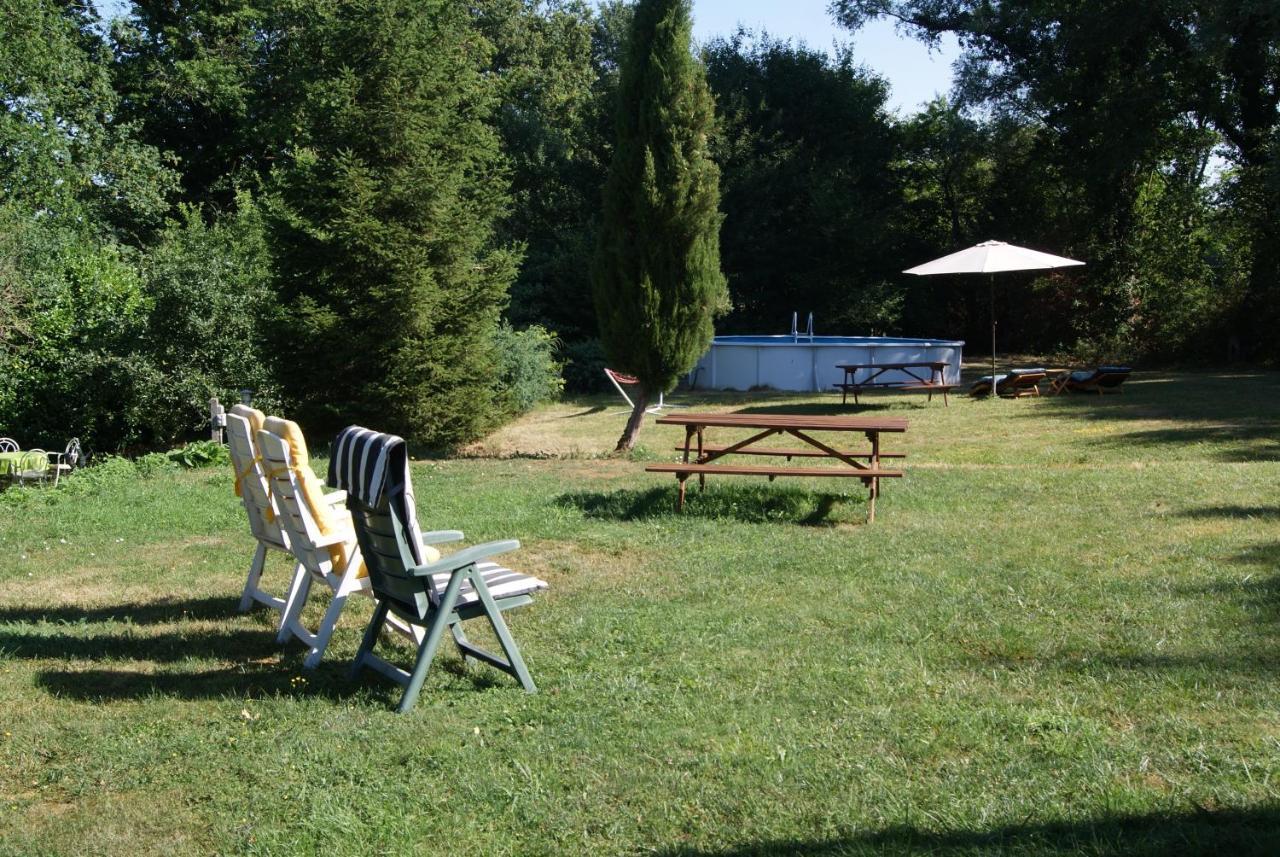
(791, 311, 815, 342)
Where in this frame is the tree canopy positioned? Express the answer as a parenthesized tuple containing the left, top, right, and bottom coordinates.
(0, 0, 1272, 454)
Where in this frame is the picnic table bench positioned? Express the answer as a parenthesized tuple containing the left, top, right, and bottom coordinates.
(834, 361, 956, 406)
(644, 412, 908, 522)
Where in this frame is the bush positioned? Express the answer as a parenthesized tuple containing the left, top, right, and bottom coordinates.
(167, 440, 231, 469)
(561, 338, 609, 394)
(0, 199, 278, 453)
(136, 200, 280, 440)
(493, 323, 564, 415)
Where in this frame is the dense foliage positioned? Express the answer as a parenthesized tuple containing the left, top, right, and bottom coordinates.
(264, 0, 518, 447)
(593, 0, 727, 450)
(1, 0, 1273, 453)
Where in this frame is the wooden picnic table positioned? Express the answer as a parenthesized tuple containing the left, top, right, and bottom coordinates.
(644, 412, 908, 522)
(834, 361, 956, 406)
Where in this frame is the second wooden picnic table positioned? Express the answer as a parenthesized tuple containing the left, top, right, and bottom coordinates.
(834, 361, 956, 405)
(645, 412, 908, 522)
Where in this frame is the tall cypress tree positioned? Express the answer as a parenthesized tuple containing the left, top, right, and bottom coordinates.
(266, 0, 518, 448)
(592, 0, 726, 452)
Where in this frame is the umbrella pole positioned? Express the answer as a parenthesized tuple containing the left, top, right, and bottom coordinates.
(990, 275, 997, 399)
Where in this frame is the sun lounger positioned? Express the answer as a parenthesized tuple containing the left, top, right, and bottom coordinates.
(1053, 366, 1131, 395)
(970, 368, 1046, 398)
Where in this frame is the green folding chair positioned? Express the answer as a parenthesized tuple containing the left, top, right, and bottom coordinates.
(329, 426, 547, 712)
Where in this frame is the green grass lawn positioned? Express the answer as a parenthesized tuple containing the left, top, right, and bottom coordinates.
(3, 370, 1280, 855)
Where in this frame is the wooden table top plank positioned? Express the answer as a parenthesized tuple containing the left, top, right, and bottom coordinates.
(645, 463, 904, 478)
(674, 445, 907, 459)
(835, 361, 948, 371)
(655, 413, 909, 432)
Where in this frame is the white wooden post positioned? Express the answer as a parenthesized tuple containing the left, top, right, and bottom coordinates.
(210, 397, 226, 443)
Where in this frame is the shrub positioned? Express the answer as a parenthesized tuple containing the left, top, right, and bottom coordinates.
(0, 199, 278, 453)
(136, 200, 280, 439)
(561, 338, 610, 394)
(493, 324, 564, 415)
(167, 440, 231, 469)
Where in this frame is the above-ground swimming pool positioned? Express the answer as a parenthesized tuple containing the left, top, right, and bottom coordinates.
(690, 335, 966, 393)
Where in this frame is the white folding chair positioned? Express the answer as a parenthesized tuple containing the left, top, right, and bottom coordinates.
(226, 407, 304, 620)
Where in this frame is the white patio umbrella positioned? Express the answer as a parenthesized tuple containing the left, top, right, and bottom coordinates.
(903, 240, 1085, 393)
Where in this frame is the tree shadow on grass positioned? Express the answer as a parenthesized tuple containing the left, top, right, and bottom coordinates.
(559, 405, 608, 419)
(0, 595, 235, 626)
(654, 806, 1280, 856)
(1178, 505, 1280, 520)
(556, 485, 856, 526)
(0, 627, 280, 662)
(1103, 427, 1280, 463)
(35, 662, 390, 704)
(1035, 371, 1280, 462)
(34, 643, 504, 704)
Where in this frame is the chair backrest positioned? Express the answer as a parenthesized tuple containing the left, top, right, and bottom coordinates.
(258, 417, 358, 574)
(18, 450, 47, 476)
(257, 428, 328, 557)
(348, 497, 435, 622)
(328, 426, 433, 621)
(0, 438, 18, 453)
(1095, 366, 1131, 387)
(225, 407, 287, 550)
(63, 437, 81, 468)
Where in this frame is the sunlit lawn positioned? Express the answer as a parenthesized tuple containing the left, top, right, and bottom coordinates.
(3, 369, 1280, 855)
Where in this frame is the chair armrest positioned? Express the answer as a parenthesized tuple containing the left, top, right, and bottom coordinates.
(421, 530, 465, 545)
(323, 490, 348, 506)
(410, 539, 521, 577)
(311, 528, 354, 548)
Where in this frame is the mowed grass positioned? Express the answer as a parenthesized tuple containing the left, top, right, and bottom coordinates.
(3, 369, 1280, 855)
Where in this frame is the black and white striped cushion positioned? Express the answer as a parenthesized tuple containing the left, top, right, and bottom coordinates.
(329, 427, 548, 601)
(433, 562, 548, 606)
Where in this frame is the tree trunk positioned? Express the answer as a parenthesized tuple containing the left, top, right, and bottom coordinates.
(614, 387, 649, 452)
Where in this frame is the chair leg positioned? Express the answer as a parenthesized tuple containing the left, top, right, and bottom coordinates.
(303, 564, 363, 668)
(277, 565, 311, 644)
(450, 622, 476, 667)
(397, 572, 467, 713)
(350, 599, 390, 679)
(473, 583, 537, 694)
(238, 543, 269, 613)
(303, 590, 348, 669)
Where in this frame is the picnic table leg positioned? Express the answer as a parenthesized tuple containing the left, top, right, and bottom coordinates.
(697, 428, 706, 490)
(682, 426, 695, 462)
(868, 431, 881, 524)
(677, 474, 688, 511)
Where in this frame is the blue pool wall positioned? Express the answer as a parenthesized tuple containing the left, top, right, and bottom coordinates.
(690, 335, 966, 392)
